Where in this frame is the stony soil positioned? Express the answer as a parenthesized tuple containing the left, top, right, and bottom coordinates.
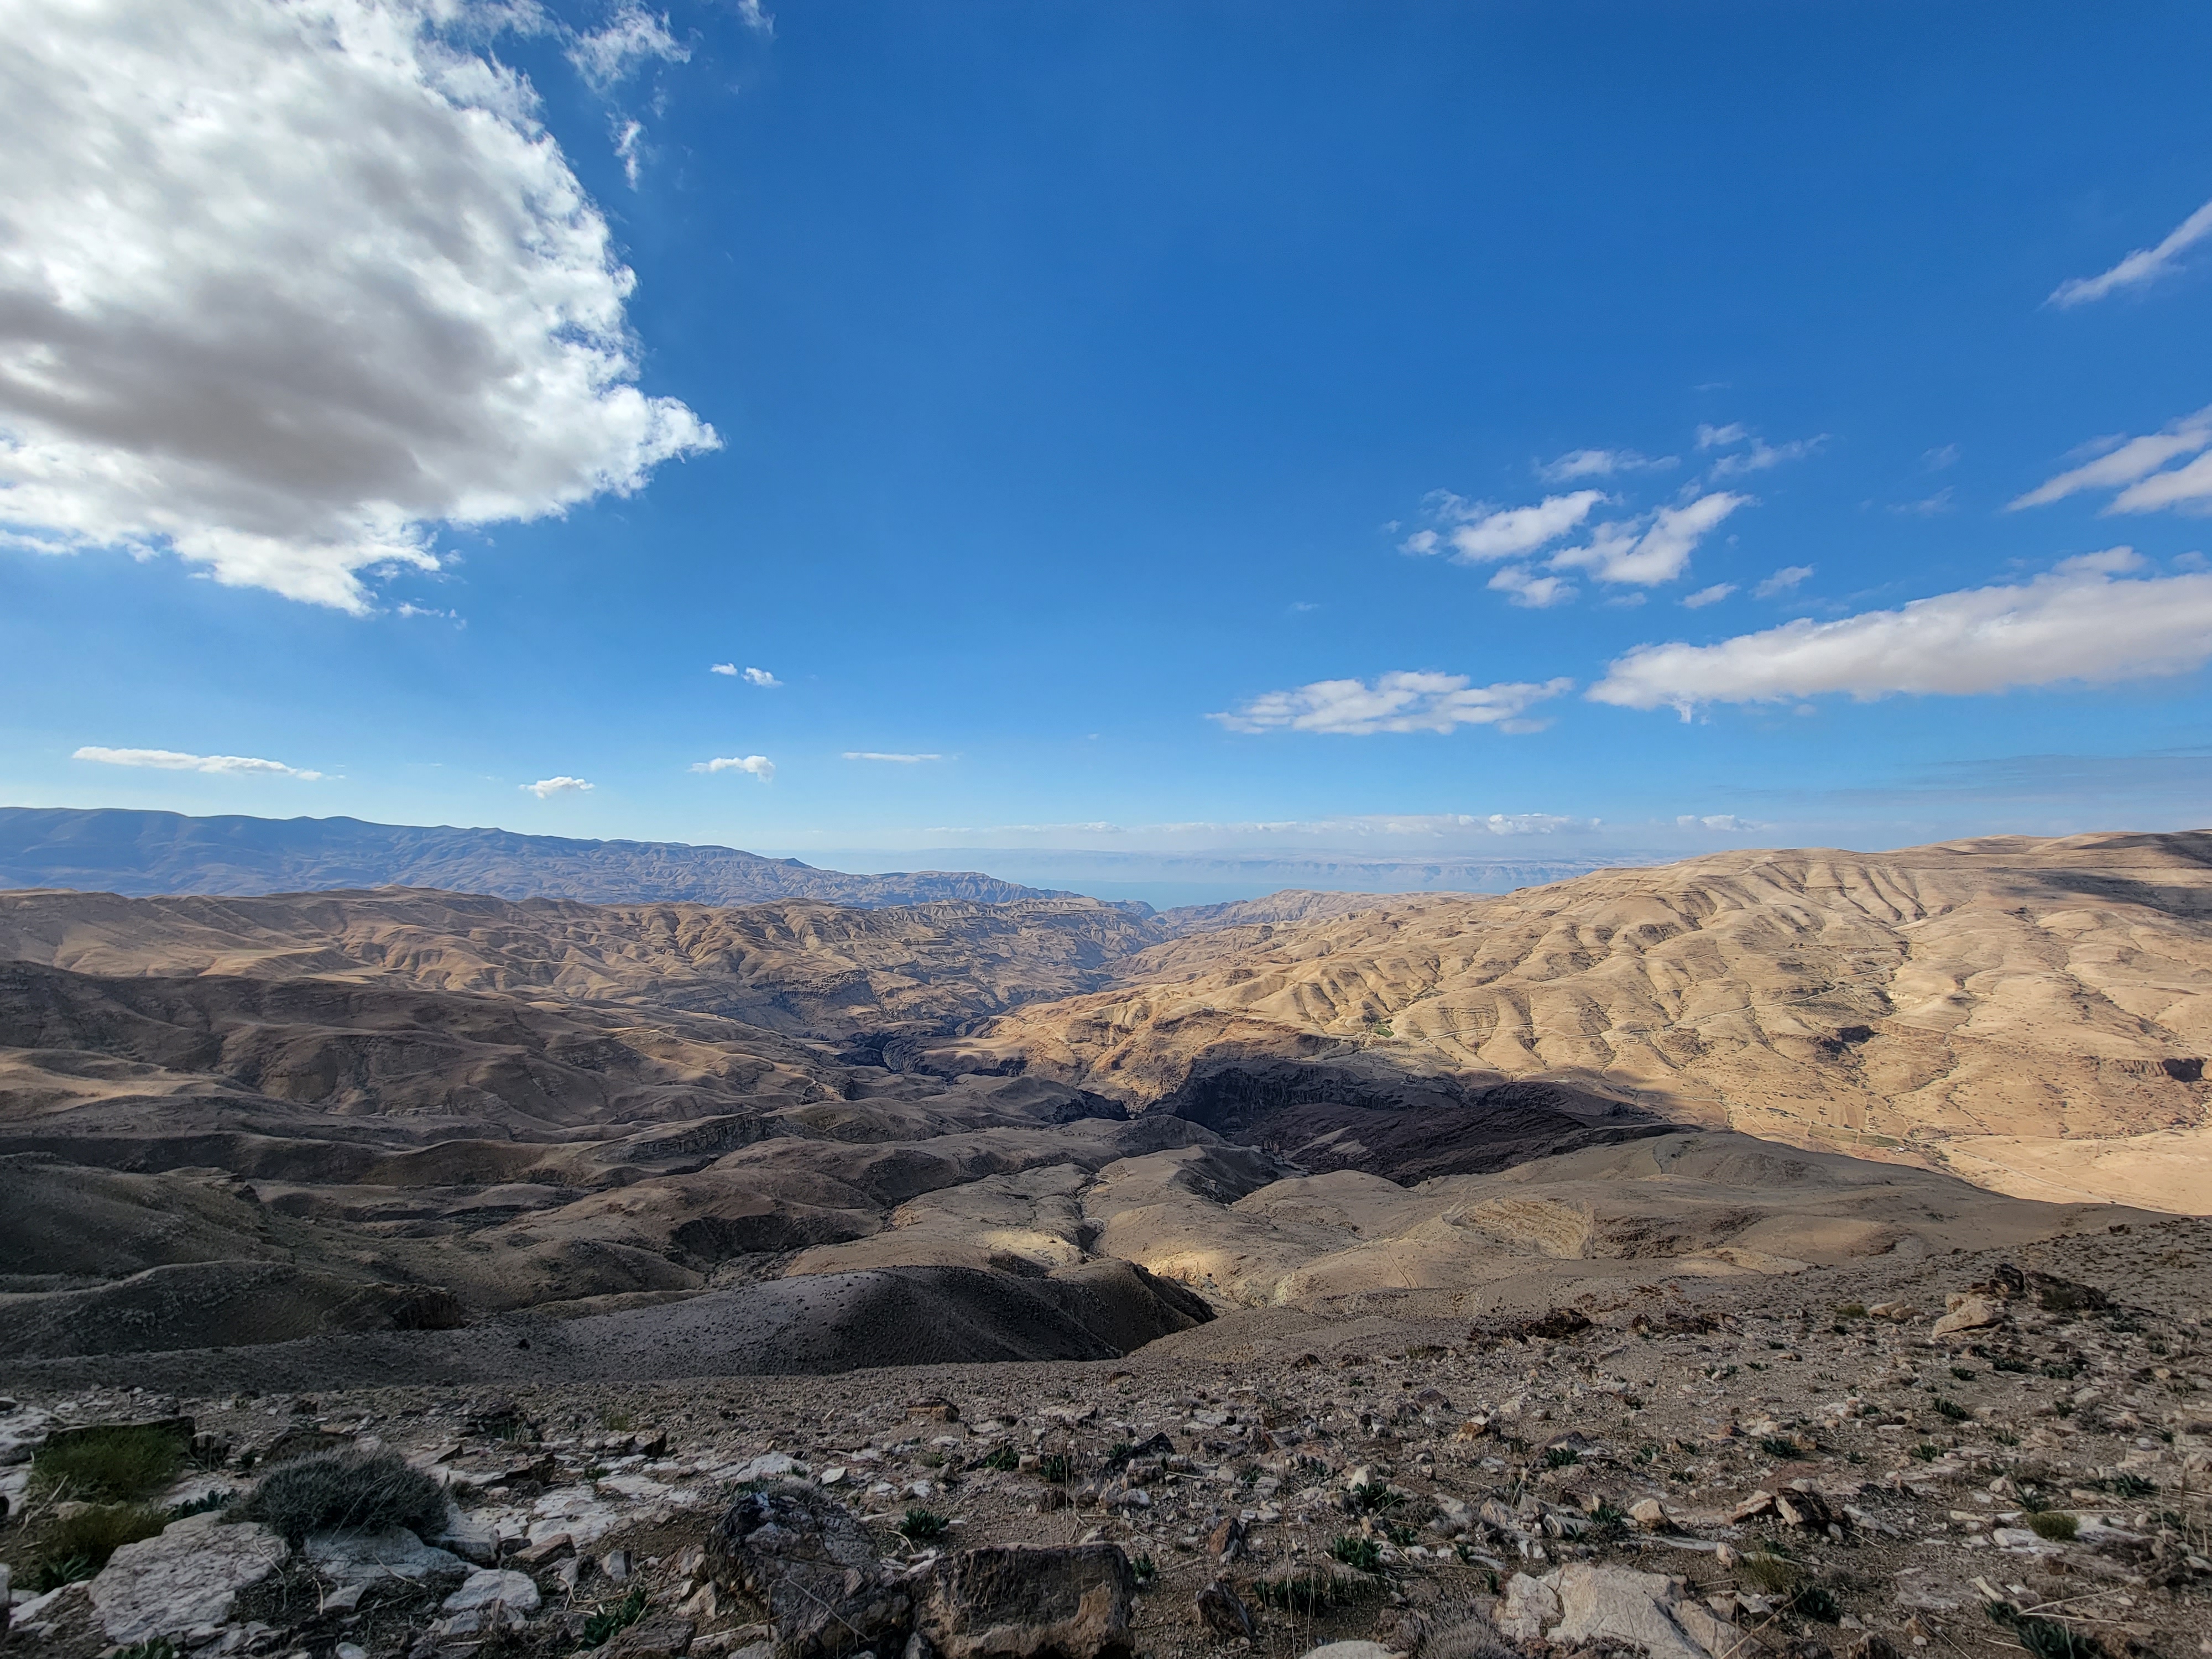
(7, 1218, 2206, 1659)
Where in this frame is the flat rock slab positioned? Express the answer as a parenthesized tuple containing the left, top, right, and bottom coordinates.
(919, 1544, 1136, 1659)
(1547, 1563, 1707, 1659)
(444, 1568, 542, 1614)
(88, 1513, 288, 1642)
(305, 1527, 470, 1587)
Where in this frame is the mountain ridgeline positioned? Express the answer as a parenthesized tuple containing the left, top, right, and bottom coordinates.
(0, 806, 1076, 907)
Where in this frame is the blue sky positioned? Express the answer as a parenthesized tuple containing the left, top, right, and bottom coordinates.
(5, 1, 2212, 901)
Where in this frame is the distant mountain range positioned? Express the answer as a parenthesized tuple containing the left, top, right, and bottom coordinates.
(0, 807, 1070, 907)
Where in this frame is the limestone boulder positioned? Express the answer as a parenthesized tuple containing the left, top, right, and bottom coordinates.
(87, 1513, 289, 1643)
(917, 1545, 1136, 1659)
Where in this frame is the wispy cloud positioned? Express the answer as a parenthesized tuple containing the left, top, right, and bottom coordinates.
(729, 0, 775, 35)
(691, 754, 774, 780)
(1550, 492, 1748, 585)
(1488, 565, 1576, 608)
(1682, 582, 1735, 609)
(1695, 422, 1748, 450)
(844, 752, 943, 763)
(2050, 197, 2212, 307)
(710, 662, 739, 676)
(1535, 447, 1675, 483)
(742, 666, 780, 687)
(523, 775, 593, 798)
(1708, 434, 1827, 478)
(567, 1, 688, 91)
(0, 0, 716, 613)
(74, 745, 324, 780)
(1590, 549, 2212, 717)
(2010, 407, 2212, 513)
(1754, 564, 1814, 599)
(1891, 487, 1954, 517)
(1405, 491, 1604, 562)
(1212, 671, 1572, 735)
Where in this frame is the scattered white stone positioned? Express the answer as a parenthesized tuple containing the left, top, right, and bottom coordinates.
(87, 1514, 289, 1643)
(304, 1527, 469, 1587)
(442, 1569, 541, 1615)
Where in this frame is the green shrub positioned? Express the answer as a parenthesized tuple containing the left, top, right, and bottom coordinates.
(1037, 1454, 1073, 1484)
(1934, 1399, 1972, 1423)
(30, 1503, 168, 1587)
(1790, 1585, 1841, 1623)
(32, 1426, 186, 1501)
(580, 1586, 646, 1648)
(1759, 1436, 1802, 1461)
(1329, 1535, 1383, 1573)
(979, 1446, 1020, 1472)
(1348, 1481, 1404, 1514)
(1131, 1553, 1156, 1584)
(168, 1490, 231, 1521)
(2027, 1511, 2078, 1542)
(235, 1449, 446, 1545)
(899, 1507, 949, 1543)
(1542, 1446, 1580, 1469)
(1739, 1553, 1802, 1595)
(1255, 1563, 1374, 1612)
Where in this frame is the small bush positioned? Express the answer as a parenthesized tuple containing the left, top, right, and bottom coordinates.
(2012, 1616, 2098, 1659)
(30, 1503, 167, 1587)
(1131, 1552, 1156, 1584)
(2027, 1511, 2078, 1541)
(1740, 1553, 1802, 1595)
(1934, 1399, 1972, 1423)
(899, 1507, 950, 1544)
(1348, 1481, 1405, 1514)
(1037, 1454, 1072, 1484)
(1991, 1427, 2021, 1447)
(1951, 1366, 1978, 1381)
(979, 1446, 1019, 1472)
(32, 1426, 186, 1501)
(1834, 1303, 1867, 1319)
(1107, 1441, 1134, 1463)
(597, 1408, 636, 1432)
(1255, 1563, 1373, 1612)
(1759, 1436, 1802, 1461)
(1542, 1446, 1580, 1469)
(1329, 1534, 1383, 1573)
(1790, 1585, 1842, 1623)
(2108, 1473, 2156, 1498)
(580, 1586, 646, 1648)
(236, 1448, 447, 1545)
(1911, 1443, 1942, 1462)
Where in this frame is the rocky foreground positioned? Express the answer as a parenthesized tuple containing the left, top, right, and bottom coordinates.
(4, 1219, 2206, 1659)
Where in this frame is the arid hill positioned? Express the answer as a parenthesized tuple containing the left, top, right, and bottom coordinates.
(957, 831, 2212, 1211)
(0, 838, 2197, 1374)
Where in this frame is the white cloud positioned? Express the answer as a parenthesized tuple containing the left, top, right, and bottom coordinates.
(1754, 564, 1813, 599)
(1536, 447, 1674, 482)
(1676, 813, 1764, 831)
(1892, 487, 1955, 517)
(691, 754, 774, 780)
(843, 752, 944, 763)
(1211, 672, 1573, 735)
(1589, 549, 2212, 717)
(1682, 582, 1735, 609)
(1550, 492, 1747, 585)
(2010, 408, 2212, 510)
(1924, 444, 1960, 472)
(612, 117, 646, 189)
(566, 1, 687, 91)
(710, 662, 738, 676)
(1408, 491, 1603, 562)
(74, 744, 324, 779)
(523, 775, 593, 797)
(2050, 197, 2212, 307)
(1487, 564, 1576, 608)
(729, 0, 774, 34)
(1709, 435, 1826, 478)
(0, 0, 717, 614)
(1695, 423, 1749, 450)
(741, 666, 780, 687)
